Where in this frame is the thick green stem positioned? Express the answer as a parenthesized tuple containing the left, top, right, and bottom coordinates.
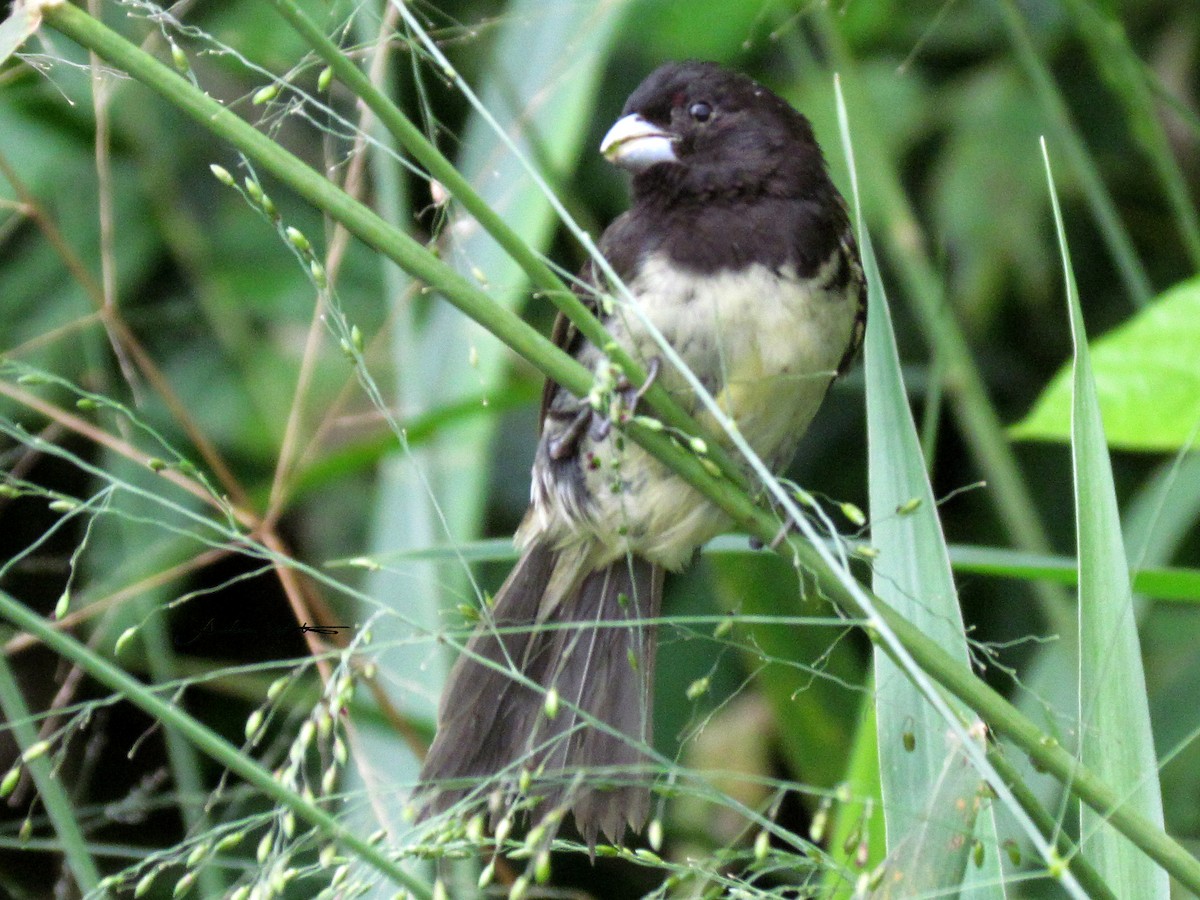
(986, 746, 1117, 900)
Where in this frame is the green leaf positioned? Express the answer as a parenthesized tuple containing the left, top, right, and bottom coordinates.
(819, 681, 885, 898)
(1043, 142, 1168, 896)
(1011, 275, 1200, 451)
(852, 102, 1007, 894)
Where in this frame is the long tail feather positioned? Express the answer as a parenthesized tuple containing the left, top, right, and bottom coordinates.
(415, 542, 558, 813)
(527, 556, 663, 846)
(413, 543, 663, 848)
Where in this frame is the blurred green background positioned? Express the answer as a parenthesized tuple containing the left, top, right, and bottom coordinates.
(1, 0, 1198, 897)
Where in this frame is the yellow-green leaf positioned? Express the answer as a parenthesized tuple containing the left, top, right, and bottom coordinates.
(1011, 276, 1200, 451)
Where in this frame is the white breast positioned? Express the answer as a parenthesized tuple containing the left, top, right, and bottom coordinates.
(524, 250, 859, 572)
(616, 252, 853, 462)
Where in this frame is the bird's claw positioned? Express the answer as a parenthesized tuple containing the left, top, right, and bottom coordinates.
(629, 356, 661, 408)
(551, 358, 662, 459)
(548, 407, 592, 461)
(589, 357, 662, 443)
(768, 521, 794, 550)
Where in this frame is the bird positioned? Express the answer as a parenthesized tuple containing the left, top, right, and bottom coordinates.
(413, 60, 866, 850)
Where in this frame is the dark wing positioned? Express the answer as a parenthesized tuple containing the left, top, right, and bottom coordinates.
(833, 224, 868, 377)
(815, 194, 867, 377)
(537, 256, 601, 433)
(536, 205, 646, 431)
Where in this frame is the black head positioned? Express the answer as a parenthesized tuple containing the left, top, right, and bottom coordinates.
(601, 60, 827, 204)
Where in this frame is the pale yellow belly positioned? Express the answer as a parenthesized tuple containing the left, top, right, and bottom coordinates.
(523, 253, 857, 571)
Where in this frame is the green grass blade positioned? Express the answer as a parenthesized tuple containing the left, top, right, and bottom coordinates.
(1042, 138, 1169, 895)
(811, 13, 1072, 635)
(851, 95, 1007, 896)
(861, 236, 1008, 895)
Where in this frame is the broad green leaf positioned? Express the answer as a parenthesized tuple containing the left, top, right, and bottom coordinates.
(1011, 276, 1200, 452)
(852, 105, 1007, 895)
(1044, 143, 1168, 896)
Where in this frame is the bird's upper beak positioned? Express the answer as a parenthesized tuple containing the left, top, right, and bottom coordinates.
(600, 114, 678, 171)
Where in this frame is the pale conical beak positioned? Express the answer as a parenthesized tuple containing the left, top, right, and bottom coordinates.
(600, 114, 678, 171)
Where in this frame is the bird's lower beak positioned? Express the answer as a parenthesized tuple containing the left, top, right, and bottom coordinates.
(600, 114, 678, 171)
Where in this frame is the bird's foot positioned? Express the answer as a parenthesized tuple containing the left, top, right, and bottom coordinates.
(589, 356, 661, 442)
(549, 358, 661, 460)
(548, 407, 592, 461)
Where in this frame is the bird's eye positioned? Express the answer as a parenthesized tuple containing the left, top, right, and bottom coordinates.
(688, 101, 713, 122)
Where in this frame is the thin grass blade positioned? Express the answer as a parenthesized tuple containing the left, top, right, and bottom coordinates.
(848, 98, 1007, 897)
(1042, 139, 1169, 896)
